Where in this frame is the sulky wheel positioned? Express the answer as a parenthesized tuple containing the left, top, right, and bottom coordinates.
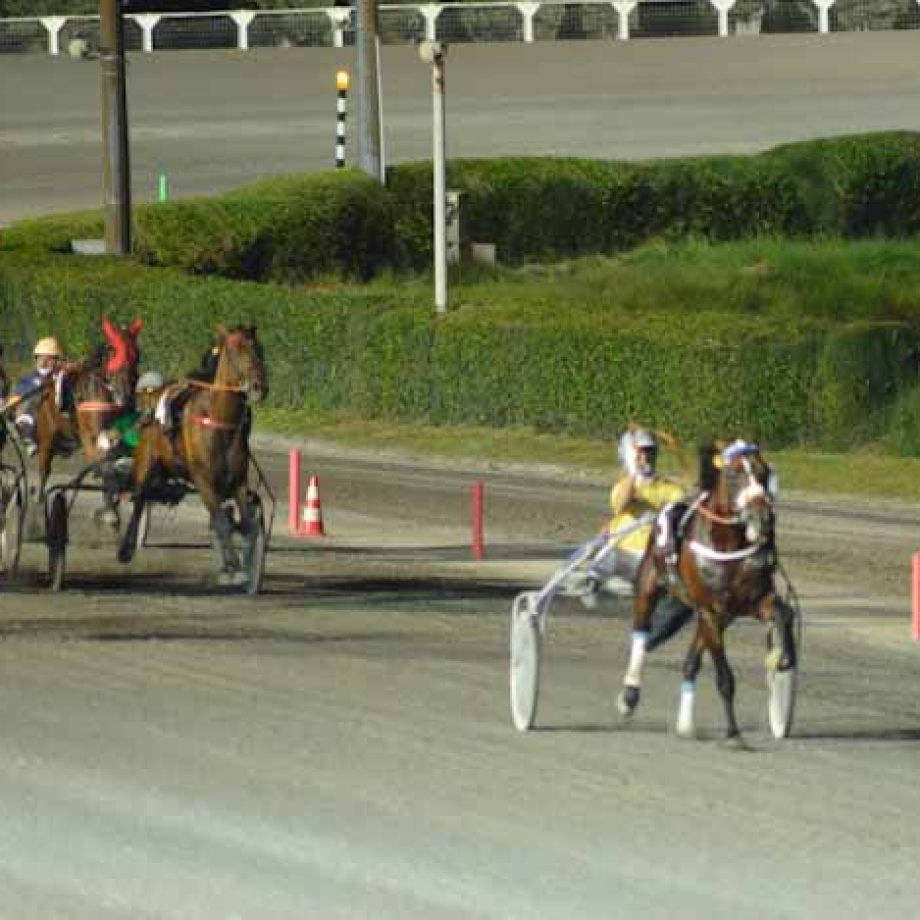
(46, 493, 68, 592)
(0, 474, 25, 580)
(766, 624, 797, 739)
(136, 503, 152, 550)
(509, 592, 542, 732)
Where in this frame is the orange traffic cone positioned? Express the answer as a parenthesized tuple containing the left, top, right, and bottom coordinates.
(300, 475, 326, 537)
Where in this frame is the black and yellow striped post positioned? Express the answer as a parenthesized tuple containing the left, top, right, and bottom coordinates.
(335, 68, 349, 168)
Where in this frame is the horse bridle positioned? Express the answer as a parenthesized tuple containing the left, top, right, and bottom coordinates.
(217, 332, 263, 395)
(688, 457, 774, 563)
(186, 335, 261, 430)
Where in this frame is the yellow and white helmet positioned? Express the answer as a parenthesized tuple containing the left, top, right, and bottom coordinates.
(33, 336, 63, 358)
(618, 428, 657, 477)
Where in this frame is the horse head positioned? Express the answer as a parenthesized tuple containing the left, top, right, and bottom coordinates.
(706, 439, 775, 547)
(216, 324, 267, 404)
(101, 316, 142, 407)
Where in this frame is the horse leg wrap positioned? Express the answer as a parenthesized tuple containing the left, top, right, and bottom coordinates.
(624, 631, 649, 689)
(677, 680, 696, 737)
(214, 508, 240, 571)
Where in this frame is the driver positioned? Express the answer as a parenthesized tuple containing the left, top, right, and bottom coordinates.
(95, 370, 166, 527)
(581, 427, 687, 605)
(9, 336, 67, 457)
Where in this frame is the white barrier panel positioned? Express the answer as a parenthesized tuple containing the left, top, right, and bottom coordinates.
(1, 0, 917, 55)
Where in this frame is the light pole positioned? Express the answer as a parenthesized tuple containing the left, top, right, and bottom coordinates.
(335, 68, 349, 168)
(419, 40, 447, 315)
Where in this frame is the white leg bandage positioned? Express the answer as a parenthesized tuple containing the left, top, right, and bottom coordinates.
(677, 680, 696, 737)
(624, 630, 648, 688)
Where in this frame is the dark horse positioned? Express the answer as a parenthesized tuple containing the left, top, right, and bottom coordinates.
(31, 316, 142, 502)
(617, 439, 797, 744)
(117, 325, 267, 584)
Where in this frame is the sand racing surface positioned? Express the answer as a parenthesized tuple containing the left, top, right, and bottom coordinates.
(0, 439, 918, 918)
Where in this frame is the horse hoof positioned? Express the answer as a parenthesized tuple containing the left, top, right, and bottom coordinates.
(723, 734, 750, 752)
(217, 570, 248, 587)
(616, 685, 640, 717)
(93, 508, 120, 529)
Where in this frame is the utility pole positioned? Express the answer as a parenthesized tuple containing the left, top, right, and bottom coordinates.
(355, 0, 383, 183)
(419, 40, 447, 314)
(99, 0, 131, 254)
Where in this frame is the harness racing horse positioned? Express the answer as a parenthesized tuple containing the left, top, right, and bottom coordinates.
(617, 439, 798, 744)
(117, 325, 267, 587)
(32, 317, 142, 504)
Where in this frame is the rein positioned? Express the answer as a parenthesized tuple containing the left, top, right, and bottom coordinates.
(695, 502, 742, 527)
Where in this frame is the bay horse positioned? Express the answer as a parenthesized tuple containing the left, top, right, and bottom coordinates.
(117, 325, 267, 585)
(617, 439, 797, 744)
(31, 316, 142, 510)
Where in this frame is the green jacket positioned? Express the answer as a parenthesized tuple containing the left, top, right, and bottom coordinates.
(112, 411, 141, 450)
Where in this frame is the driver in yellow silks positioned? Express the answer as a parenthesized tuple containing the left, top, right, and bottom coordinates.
(580, 427, 686, 607)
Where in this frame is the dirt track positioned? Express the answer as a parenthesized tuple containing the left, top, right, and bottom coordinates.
(0, 438, 919, 918)
(4, 33, 920, 917)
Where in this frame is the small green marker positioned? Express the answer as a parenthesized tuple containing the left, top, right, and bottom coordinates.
(157, 173, 169, 203)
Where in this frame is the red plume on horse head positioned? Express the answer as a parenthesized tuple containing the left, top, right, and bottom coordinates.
(102, 315, 142, 375)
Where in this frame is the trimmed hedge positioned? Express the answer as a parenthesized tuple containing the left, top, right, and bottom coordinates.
(7, 133, 920, 285)
(1, 253, 917, 451)
(132, 169, 399, 282)
(5, 134, 920, 452)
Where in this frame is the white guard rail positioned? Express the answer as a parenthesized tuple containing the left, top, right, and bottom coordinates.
(1, 0, 918, 56)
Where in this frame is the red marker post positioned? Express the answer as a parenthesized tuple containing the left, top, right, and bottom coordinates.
(472, 480, 484, 560)
(913, 553, 920, 642)
(288, 447, 302, 536)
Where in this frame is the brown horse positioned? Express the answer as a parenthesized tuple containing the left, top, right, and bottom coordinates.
(118, 325, 267, 585)
(617, 439, 797, 744)
(30, 316, 142, 504)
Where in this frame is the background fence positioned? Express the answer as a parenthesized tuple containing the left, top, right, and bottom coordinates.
(2, 0, 919, 55)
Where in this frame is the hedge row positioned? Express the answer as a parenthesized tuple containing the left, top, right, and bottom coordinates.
(0, 254, 916, 450)
(7, 133, 920, 285)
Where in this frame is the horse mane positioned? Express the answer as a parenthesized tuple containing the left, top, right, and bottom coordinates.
(86, 343, 109, 373)
(698, 440, 721, 493)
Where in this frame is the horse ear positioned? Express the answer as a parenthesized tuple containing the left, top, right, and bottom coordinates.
(216, 323, 228, 339)
(129, 318, 143, 338)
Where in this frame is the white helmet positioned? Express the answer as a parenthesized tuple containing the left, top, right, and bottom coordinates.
(136, 370, 165, 393)
(33, 336, 63, 358)
(618, 428, 657, 477)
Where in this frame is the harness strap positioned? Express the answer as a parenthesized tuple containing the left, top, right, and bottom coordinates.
(183, 377, 246, 393)
(189, 414, 235, 430)
(687, 540, 766, 563)
(76, 401, 121, 413)
(678, 492, 707, 532)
